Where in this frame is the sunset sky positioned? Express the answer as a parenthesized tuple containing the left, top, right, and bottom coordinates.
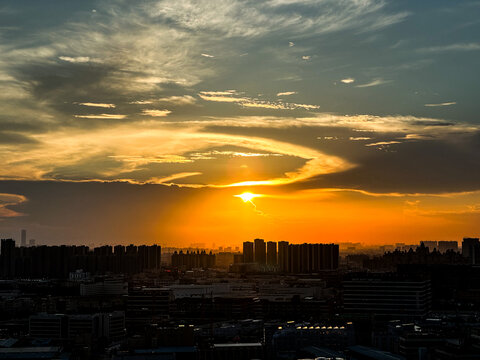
(1, 0, 480, 247)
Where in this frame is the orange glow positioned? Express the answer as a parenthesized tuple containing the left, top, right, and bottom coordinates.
(156, 187, 480, 248)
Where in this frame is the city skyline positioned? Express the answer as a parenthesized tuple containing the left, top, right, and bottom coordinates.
(1, 1, 480, 246)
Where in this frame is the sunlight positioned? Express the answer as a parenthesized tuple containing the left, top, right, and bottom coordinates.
(235, 192, 262, 203)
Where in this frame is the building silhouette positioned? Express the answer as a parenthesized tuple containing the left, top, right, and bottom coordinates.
(462, 237, 480, 264)
(0, 239, 161, 278)
(277, 241, 289, 272)
(240, 240, 338, 273)
(171, 250, 215, 269)
(437, 240, 458, 253)
(267, 241, 277, 266)
(254, 238, 266, 264)
(21, 229, 26, 247)
(243, 241, 254, 263)
(1, 239, 15, 278)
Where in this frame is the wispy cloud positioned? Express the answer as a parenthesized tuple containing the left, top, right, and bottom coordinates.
(302, 55, 311, 60)
(58, 56, 92, 63)
(201, 53, 215, 58)
(356, 78, 391, 88)
(151, 0, 408, 38)
(74, 114, 126, 119)
(419, 42, 480, 53)
(341, 78, 355, 84)
(198, 90, 319, 110)
(141, 109, 172, 117)
(147, 172, 202, 184)
(0, 193, 27, 218)
(190, 150, 283, 160)
(76, 102, 116, 108)
(349, 137, 371, 141)
(157, 95, 197, 106)
(277, 91, 297, 96)
(366, 141, 401, 147)
(129, 100, 153, 105)
(425, 102, 456, 107)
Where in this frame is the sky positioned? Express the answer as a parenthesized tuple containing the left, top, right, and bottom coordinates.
(1, 0, 480, 247)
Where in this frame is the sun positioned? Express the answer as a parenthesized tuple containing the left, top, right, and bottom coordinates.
(235, 192, 261, 203)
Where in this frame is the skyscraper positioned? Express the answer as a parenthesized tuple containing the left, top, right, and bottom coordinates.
(1, 239, 16, 278)
(254, 238, 266, 264)
(21, 229, 26, 247)
(462, 238, 480, 264)
(243, 241, 254, 263)
(267, 241, 277, 266)
(277, 241, 289, 272)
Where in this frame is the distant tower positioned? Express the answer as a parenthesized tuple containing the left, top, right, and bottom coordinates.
(278, 241, 289, 272)
(267, 241, 277, 266)
(254, 238, 266, 264)
(243, 241, 254, 263)
(1, 239, 16, 278)
(462, 238, 480, 264)
(21, 229, 26, 247)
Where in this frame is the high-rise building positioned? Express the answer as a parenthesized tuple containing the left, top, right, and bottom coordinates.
(277, 241, 289, 272)
(437, 241, 458, 253)
(21, 229, 26, 247)
(243, 241, 254, 263)
(254, 238, 266, 264)
(286, 243, 339, 273)
(462, 238, 480, 264)
(1, 238, 15, 278)
(171, 250, 215, 269)
(267, 241, 277, 266)
(288, 244, 301, 273)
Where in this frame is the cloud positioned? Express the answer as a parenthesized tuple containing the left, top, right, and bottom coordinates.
(291, 103, 320, 110)
(302, 55, 311, 60)
(151, 0, 408, 38)
(365, 141, 401, 147)
(129, 100, 153, 105)
(74, 114, 127, 119)
(0, 118, 353, 188)
(341, 78, 355, 84)
(58, 56, 91, 63)
(0, 193, 27, 219)
(179, 113, 478, 139)
(198, 90, 319, 110)
(157, 95, 197, 106)
(201, 53, 215, 58)
(277, 91, 297, 96)
(189, 150, 283, 160)
(356, 78, 391, 88)
(349, 137, 371, 141)
(76, 102, 116, 108)
(146, 172, 202, 184)
(419, 43, 480, 53)
(425, 102, 456, 107)
(288, 42, 295, 47)
(141, 109, 172, 117)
